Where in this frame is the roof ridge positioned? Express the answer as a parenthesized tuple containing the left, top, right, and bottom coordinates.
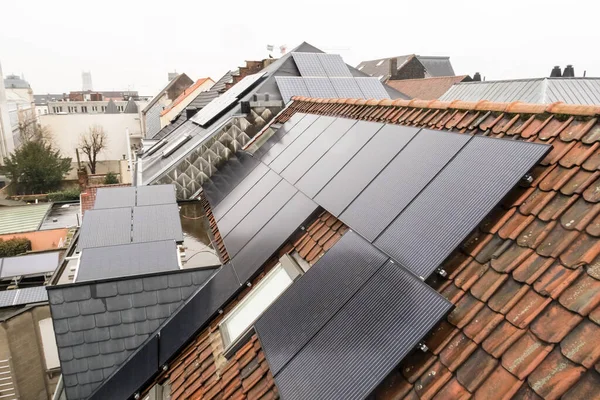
(290, 96, 600, 116)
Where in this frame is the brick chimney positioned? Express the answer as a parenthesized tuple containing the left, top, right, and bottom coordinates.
(389, 58, 398, 79)
(550, 66, 562, 77)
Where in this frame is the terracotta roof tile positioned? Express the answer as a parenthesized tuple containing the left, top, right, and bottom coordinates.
(490, 242, 534, 273)
(424, 320, 460, 356)
(512, 253, 555, 285)
(502, 330, 554, 379)
(519, 189, 557, 216)
(440, 251, 473, 279)
(454, 259, 488, 291)
(586, 212, 600, 237)
(560, 118, 598, 142)
(521, 116, 552, 139)
(533, 263, 583, 298)
(438, 332, 478, 372)
(517, 219, 556, 249)
(440, 283, 466, 304)
(461, 230, 493, 258)
(530, 301, 584, 343)
(400, 350, 437, 383)
(413, 360, 452, 400)
(447, 293, 485, 328)
(580, 121, 600, 144)
(498, 213, 535, 240)
(455, 347, 498, 393)
(541, 139, 576, 166)
(561, 169, 600, 195)
(527, 348, 586, 399)
(431, 378, 470, 400)
(539, 166, 580, 192)
(474, 235, 508, 264)
(505, 288, 552, 328)
(538, 193, 579, 221)
(582, 148, 600, 172)
(560, 142, 600, 168)
(538, 117, 573, 140)
(487, 277, 529, 314)
(561, 370, 600, 400)
(560, 319, 600, 368)
(561, 198, 600, 232)
(462, 305, 504, 344)
(472, 365, 522, 400)
(536, 224, 580, 258)
(512, 382, 544, 400)
(372, 369, 412, 399)
(482, 320, 527, 358)
(470, 267, 508, 301)
(583, 176, 600, 202)
(502, 185, 536, 209)
(559, 273, 600, 315)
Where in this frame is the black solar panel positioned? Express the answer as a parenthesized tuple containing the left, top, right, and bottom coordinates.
(375, 136, 550, 278)
(340, 129, 471, 241)
(77, 240, 180, 282)
(94, 187, 136, 209)
(79, 208, 132, 249)
(203, 152, 261, 208)
(272, 260, 452, 400)
(251, 112, 308, 160)
(255, 231, 388, 375)
(295, 120, 383, 198)
(132, 204, 184, 243)
(261, 113, 319, 165)
(316, 54, 353, 77)
(281, 118, 357, 185)
(222, 180, 297, 258)
(269, 116, 336, 173)
(315, 124, 419, 216)
(217, 170, 282, 237)
(136, 185, 176, 206)
(231, 191, 319, 284)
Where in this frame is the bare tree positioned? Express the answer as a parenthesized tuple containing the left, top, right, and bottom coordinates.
(79, 124, 108, 174)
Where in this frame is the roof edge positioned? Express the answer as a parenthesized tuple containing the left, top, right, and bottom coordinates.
(290, 96, 600, 116)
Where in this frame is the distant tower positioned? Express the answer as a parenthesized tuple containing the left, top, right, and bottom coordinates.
(168, 71, 178, 82)
(82, 71, 93, 91)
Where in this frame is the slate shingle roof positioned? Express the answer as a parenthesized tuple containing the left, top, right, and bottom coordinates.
(387, 75, 470, 100)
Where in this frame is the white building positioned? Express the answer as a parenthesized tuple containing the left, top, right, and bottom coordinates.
(1, 69, 36, 156)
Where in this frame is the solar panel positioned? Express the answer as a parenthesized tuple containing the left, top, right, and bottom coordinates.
(94, 187, 136, 209)
(191, 72, 266, 127)
(136, 185, 177, 206)
(281, 118, 357, 185)
(255, 231, 388, 375)
(251, 112, 308, 159)
(375, 136, 550, 278)
(269, 116, 337, 173)
(203, 152, 261, 208)
(356, 77, 391, 99)
(222, 180, 296, 258)
(217, 170, 282, 237)
(0, 286, 48, 308)
(77, 240, 180, 282)
(162, 134, 192, 158)
(271, 261, 452, 400)
(303, 77, 338, 99)
(79, 208, 132, 249)
(0, 290, 17, 307)
(330, 78, 364, 98)
(0, 251, 60, 278)
(132, 204, 184, 243)
(260, 113, 319, 165)
(315, 123, 419, 216)
(275, 76, 311, 103)
(316, 54, 353, 77)
(292, 53, 327, 77)
(231, 191, 319, 284)
(295, 120, 383, 198)
(340, 129, 471, 241)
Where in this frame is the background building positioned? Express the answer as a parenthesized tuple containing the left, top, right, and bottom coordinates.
(82, 71, 93, 91)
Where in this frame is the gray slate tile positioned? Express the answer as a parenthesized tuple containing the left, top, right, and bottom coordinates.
(77, 368, 104, 385)
(94, 282, 119, 298)
(84, 327, 110, 343)
(73, 342, 100, 359)
(79, 298, 106, 315)
(167, 273, 192, 288)
(132, 291, 157, 307)
(146, 304, 170, 320)
(120, 308, 146, 323)
(52, 302, 80, 319)
(62, 358, 88, 375)
(56, 331, 84, 347)
(94, 311, 121, 328)
(105, 295, 133, 311)
(109, 323, 136, 339)
(53, 319, 69, 334)
(63, 286, 91, 302)
(117, 279, 143, 294)
(98, 339, 125, 354)
(157, 288, 181, 304)
(63, 372, 78, 387)
(48, 289, 64, 304)
(68, 315, 95, 332)
(142, 276, 168, 291)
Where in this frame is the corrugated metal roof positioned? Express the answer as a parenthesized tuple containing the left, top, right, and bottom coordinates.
(439, 78, 600, 104)
(0, 203, 52, 234)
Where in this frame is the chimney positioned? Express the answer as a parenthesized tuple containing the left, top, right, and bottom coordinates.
(389, 58, 398, 79)
(473, 72, 482, 82)
(563, 65, 575, 78)
(550, 66, 562, 77)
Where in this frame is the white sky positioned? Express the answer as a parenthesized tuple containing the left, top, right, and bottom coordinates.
(1, 0, 598, 95)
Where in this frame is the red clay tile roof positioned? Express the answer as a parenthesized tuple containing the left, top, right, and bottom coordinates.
(386, 75, 470, 100)
(146, 96, 600, 399)
(152, 211, 347, 400)
(160, 78, 214, 117)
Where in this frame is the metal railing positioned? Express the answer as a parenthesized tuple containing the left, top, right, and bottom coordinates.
(0, 358, 19, 399)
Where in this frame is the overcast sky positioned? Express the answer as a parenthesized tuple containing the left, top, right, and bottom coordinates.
(1, 0, 597, 95)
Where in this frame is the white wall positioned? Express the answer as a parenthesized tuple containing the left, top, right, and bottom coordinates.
(39, 113, 141, 162)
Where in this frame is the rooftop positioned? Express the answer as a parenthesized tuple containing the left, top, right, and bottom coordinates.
(0, 203, 52, 234)
(387, 75, 471, 100)
(357, 54, 455, 82)
(160, 77, 214, 116)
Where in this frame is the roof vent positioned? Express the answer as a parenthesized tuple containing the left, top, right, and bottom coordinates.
(550, 66, 562, 77)
(240, 101, 251, 114)
(563, 65, 575, 78)
(473, 72, 482, 82)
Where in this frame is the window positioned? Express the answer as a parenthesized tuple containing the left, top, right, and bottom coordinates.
(39, 318, 60, 370)
(220, 255, 303, 351)
(101, 106, 106, 112)
(44, 109, 47, 114)
(68, 106, 77, 113)
(91, 106, 98, 112)
(376, 60, 385, 67)
(81, 106, 88, 113)
(118, 105, 124, 112)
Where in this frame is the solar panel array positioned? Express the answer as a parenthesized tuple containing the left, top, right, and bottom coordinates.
(274, 77, 311, 105)
(256, 114, 550, 279)
(191, 72, 266, 127)
(276, 76, 391, 102)
(292, 53, 352, 77)
(0, 286, 48, 308)
(0, 251, 61, 279)
(77, 184, 184, 282)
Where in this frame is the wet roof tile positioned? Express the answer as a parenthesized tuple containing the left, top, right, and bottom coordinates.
(582, 148, 600, 171)
(438, 332, 478, 372)
(490, 242, 534, 273)
(517, 219, 556, 249)
(561, 169, 600, 195)
(470, 267, 509, 302)
(560, 118, 598, 142)
(560, 233, 600, 268)
(372, 369, 412, 399)
(519, 189, 557, 216)
(580, 121, 600, 144)
(538, 117, 573, 140)
(561, 198, 600, 231)
(488, 277, 529, 314)
(502, 331, 554, 379)
(559, 273, 600, 315)
(455, 347, 498, 393)
(454, 259, 488, 291)
(505, 288, 552, 328)
(413, 360, 452, 400)
(512, 253, 555, 285)
(560, 319, 600, 368)
(527, 348, 586, 399)
(400, 350, 437, 384)
(432, 378, 470, 400)
(498, 213, 536, 240)
(583, 176, 600, 202)
(536, 224, 580, 258)
(423, 320, 460, 356)
(560, 142, 599, 168)
(462, 305, 504, 344)
(530, 301, 584, 343)
(538, 193, 579, 222)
